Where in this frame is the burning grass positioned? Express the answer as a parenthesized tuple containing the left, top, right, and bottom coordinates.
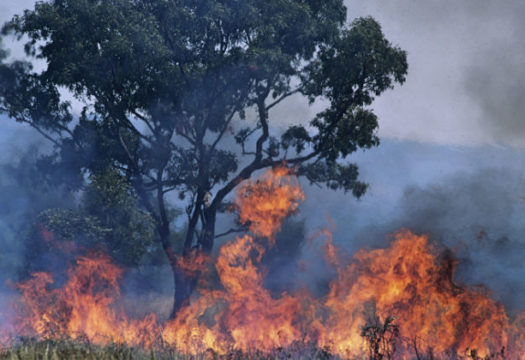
(2, 168, 525, 359)
(0, 338, 159, 360)
(0, 338, 338, 360)
(0, 338, 510, 360)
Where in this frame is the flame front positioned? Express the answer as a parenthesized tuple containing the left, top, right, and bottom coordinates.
(4, 167, 525, 358)
(13, 253, 159, 347)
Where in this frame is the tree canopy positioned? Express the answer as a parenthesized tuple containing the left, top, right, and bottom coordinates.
(0, 0, 407, 315)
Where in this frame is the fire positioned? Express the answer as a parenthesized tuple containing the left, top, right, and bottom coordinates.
(3, 167, 525, 358)
(162, 167, 305, 353)
(318, 231, 511, 358)
(12, 253, 159, 347)
(235, 166, 305, 241)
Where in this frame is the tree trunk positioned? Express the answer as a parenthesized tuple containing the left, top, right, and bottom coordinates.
(170, 207, 217, 317)
(201, 207, 216, 253)
(157, 221, 190, 320)
(172, 263, 195, 317)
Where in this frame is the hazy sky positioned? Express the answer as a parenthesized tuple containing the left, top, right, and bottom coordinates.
(348, 0, 525, 147)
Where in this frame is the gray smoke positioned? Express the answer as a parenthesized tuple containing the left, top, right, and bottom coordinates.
(293, 139, 525, 310)
(398, 168, 525, 311)
(348, 0, 525, 147)
(345, 167, 525, 311)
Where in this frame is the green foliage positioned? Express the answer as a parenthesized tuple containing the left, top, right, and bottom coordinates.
(84, 168, 156, 265)
(35, 208, 108, 246)
(25, 167, 156, 271)
(0, 0, 408, 309)
(0, 148, 78, 281)
(0, 0, 407, 208)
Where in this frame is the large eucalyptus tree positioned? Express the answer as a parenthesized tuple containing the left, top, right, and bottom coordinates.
(0, 0, 407, 316)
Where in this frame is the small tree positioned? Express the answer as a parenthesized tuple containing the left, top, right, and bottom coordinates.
(0, 0, 407, 316)
(25, 167, 156, 273)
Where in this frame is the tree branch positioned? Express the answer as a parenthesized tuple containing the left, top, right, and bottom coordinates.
(131, 109, 155, 134)
(184, 192, 203, 255)
(23, 120, 62, 147)
(210, 107, 237, 152)
(177, 131, 196, 146)
(265, 87, 302, 111)
(117, 129, 155, 184)
(211, 84, 271, 209)
(214, 226, 248, 239)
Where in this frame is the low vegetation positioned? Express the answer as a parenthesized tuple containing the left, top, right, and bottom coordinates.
(0, 339, 335, 360)
(0, 337, 506, 360)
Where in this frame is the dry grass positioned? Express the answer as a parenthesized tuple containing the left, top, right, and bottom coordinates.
(0, 339, 338, 360)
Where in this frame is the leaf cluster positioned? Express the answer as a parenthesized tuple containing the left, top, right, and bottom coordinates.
(0, 0, 408, 253)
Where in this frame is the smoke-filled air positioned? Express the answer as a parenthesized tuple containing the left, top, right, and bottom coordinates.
(1, 1, 525, 360)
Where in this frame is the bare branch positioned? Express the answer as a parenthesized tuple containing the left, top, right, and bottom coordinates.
(238, 124, 260, 156)
(131, 109, 155, 134)
(162, 185, 179, 194)
(210, 107, 237, 152)
(215, 227, 248, 239)
(24, 121, 62, 147)
(211, 84, 272, 209)
(176, 131, 196, 146)
(265, 87, 302, 111)
(118, 129, 156, 184)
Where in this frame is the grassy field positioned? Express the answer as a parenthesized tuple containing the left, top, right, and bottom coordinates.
(0, 339, 337, 360)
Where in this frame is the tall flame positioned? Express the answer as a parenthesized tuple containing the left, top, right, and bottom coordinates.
(236, 166, 305, 241)
(3, 167, 525, 358)
(13, 253, 159, 347)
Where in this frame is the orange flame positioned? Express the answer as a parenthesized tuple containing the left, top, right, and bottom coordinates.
(318, 230, 511, 358)
(236, 166, 304, 242)
(13, 253, 159, 347)
(4, 167, 525, 358)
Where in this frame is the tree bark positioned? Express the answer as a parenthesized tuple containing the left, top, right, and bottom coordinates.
(172, 263, 195, 317)
(170, 206, 216, 317)
(156, 222, 182, 320)
(201, 207, 216, 253)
